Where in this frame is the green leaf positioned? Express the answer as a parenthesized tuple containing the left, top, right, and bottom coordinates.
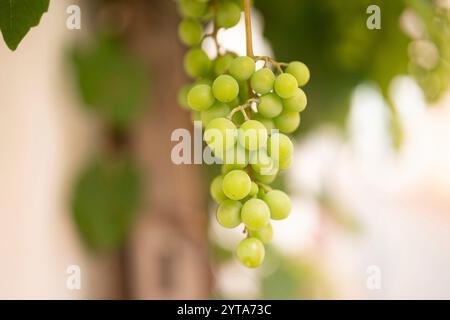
(72, 157, 142, 251)
(70, 34, 150, 130)
(0, 0, 49, 51)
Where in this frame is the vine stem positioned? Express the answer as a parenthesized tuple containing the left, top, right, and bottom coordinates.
(243, 0, 254, 58)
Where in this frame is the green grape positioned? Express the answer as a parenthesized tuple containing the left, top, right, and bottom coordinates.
(274, 73, 298, 99)
(178, 84, 191, 109)
(250, 149, 275, 175)
(238, 120, 268, 151)
(257, 93, 283, 118)
(222, 170, 251, 200)
(283, 88, 307, 113)
(252, 167, 278, 184)
(210, 175, 228, 203)
(184, 48, 212, 78)
(204, 117, 237, 156)
(253, 113, 275, 132)
(187, 84, 215, 111)
(274, 110, 300, 134)
(268, 133, 293, 170)
(214, 53, 235, 76)
(241, 198, 270, 230)
(249, 223, 273, 244)
(251, 68, 275, 94)
(212, 75, 239, 102)
(216, 2, 241, 28)
(236, 237, 265, 268)
(201, 101, 230, 127)
(216, 199, 242, 228)
(285, 61, 310, 87)
(264, 190, 291, 220)
(178, 18, 203, 46)
(229, 56, 256, 81)
(178, 0, 209, 18)
(249, 182, 259, 196)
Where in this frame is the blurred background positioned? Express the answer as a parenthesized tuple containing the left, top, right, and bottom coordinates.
(1, 0, 450, 299)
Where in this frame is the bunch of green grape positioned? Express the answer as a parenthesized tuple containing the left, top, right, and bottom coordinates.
(176, 0, 309, 268)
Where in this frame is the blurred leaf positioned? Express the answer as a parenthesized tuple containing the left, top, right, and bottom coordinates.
(72, 156, 142, 251)
(0, 0, 49, 50)
(70, 34, 149, 130)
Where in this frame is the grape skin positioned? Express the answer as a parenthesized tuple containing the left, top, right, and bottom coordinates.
(264, 190, 291, 220)
(212, 75, 239, 103)
(187, 84, 215, 111)
(216, 2, 241, 29)
(282, 88, 307, 113)
(216, 199, 242, 228)
(251, 68, 275, 95)
(238, 120, 268, 151)
(286, 61, 310, 87)
(201, 101, 230, 127)
(184, 48, 211, 78)
(249, 223, 273, 244)
(236, 237, 265, 268)
(273, 110, 301, 134)
(222, 170, 251, 200)
(178, 18, 203, 46)
(204, 117, 237, 156)
(274, 73, 298, 99)
(210, 175, 228, 203)
(241, 198, 270, 230)
(257, 93, 283, 118)
(229, 56, 256, 81)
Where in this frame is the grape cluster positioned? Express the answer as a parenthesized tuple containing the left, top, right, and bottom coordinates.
(176, 0, 309, 268)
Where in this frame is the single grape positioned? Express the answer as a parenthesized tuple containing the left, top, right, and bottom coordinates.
(249, 224, 273, 244)
(252, 113, 275, 132)
(249, 182, 259, 196)
(236, 237, 265, 268)
(178, 0, 209, 18)
(178, 84, 191, 109)
(285, 61, 310, 87)
(201, 101, 230, 127)
(282, 88, 307, 113)
(187, 84, 215, 111)
(184, 48, 211, 78)
(204, 117, 237, 156)
(212, 75, 239, 103)
(268, 133, 293, 170)
(210, 175, 228, 203)
(216, 2, 241, 28)
(241, 198, 270, 230)
(178, 18, 203, 46)
(214, 53, 235, 76)
(274, 73, 298, 99)
(251, 68, 275, 95)
(250, 149, 275, 175)
(252, 167, 278, 184)
(222, 170, 251, 200)
(238, 120, 268, 151)
(264, 190, 291, 220)
(273, 110, 300, 134)
(229, 56, 256, 81)
(257, 93, 283, 118)
(216, 199, 242, 228)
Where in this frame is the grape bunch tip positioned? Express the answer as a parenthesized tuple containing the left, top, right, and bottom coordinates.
(176, 0, 309, 268)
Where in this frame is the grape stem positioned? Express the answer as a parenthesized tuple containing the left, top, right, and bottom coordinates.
(254, 56, 287, 74)
(243, 0, 254, 58)
(227, 98, 259, 122)
(256, 182, 272, 192)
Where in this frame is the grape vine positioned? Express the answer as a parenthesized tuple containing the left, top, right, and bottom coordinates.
(176, 0, 310, 268)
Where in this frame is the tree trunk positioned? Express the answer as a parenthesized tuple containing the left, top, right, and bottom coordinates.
(123, 0, 212, 299)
